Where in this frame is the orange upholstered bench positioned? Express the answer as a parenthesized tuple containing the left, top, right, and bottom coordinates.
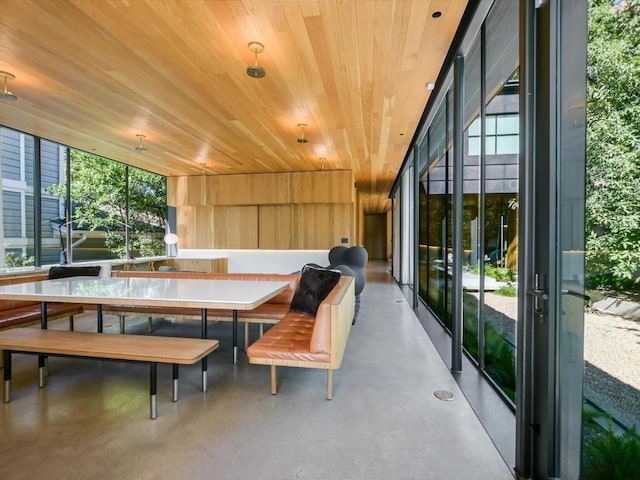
(247, 276, 355, 399)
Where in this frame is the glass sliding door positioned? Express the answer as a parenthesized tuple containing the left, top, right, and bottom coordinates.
(482, 0, 519, 404)
(518, 0, 587, 477)
(462, 36, 482, 363)
(423, 100, 452, 329)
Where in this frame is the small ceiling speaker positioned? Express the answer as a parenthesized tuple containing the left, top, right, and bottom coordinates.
(246, 41, 266, 78)
(296, 123, 308, 144)
(0, 71, 18, 101)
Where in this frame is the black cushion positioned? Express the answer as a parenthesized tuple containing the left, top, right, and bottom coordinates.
(48, 265, 102, 279)
(290, 264, 341, 317)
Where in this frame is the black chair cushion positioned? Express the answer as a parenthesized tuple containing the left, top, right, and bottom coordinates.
(48, 265, 102, 279)
(290, 264, 341, 317)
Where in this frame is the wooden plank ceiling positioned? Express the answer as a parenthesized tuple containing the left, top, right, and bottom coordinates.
(0, 0, 466, 213)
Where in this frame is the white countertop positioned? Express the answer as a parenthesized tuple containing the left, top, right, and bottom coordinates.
(0, 277, 288, 310)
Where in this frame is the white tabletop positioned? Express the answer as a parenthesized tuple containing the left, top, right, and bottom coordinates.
(0, 277, 289, 310)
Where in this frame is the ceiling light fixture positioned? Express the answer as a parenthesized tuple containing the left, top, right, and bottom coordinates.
(296, 124, 308, 144)
(199, 162, 207, 175)
(134, 134, 147, 152)
(246, 41, 266, 78)
(319, 157, 326, 171)
(0, 71, 18, 101)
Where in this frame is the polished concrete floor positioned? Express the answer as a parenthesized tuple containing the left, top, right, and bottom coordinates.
(0, 263, 514, 480)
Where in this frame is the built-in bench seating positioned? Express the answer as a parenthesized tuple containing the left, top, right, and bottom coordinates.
(0, 273, 84, 331)
(247, 276, 355, 399)
(99, 270, 356, 398)
(0, 273, 84, 369)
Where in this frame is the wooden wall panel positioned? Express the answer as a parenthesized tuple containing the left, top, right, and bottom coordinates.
(168, 176, 207, 206)
(292, 204, 354, 249)
(290, 170, 354, 204)
(258, 205, 292, 249)
(208, 173, 291, 206)
(212, 206, 258, 248)
(167, 177, 186, 207)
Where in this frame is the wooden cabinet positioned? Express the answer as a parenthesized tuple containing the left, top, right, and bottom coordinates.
(169, 170, 357, 249)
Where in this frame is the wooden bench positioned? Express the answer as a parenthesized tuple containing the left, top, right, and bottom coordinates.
(0, 328, 219, 419)
(247, 276, 355, 399)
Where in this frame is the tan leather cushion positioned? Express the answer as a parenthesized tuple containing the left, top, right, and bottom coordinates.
(246, 312, 330, 362)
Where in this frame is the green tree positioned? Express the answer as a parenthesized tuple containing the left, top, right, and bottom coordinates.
(50, 151, 167, 259)
(586, 0, 640, 289)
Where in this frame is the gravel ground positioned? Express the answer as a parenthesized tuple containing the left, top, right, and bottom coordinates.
(477, 292, 640, 429)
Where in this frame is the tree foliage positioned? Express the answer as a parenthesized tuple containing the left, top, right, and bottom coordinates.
(49, 151, 167, 258)
(586, 0, 640, 289)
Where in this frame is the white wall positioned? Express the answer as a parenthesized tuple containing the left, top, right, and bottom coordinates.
(179, 249, 329, 274)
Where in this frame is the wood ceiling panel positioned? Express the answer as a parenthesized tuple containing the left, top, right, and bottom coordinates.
(0, 0, 467, 213)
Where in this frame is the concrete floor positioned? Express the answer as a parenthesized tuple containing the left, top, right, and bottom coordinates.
(0, 262, 514, 480)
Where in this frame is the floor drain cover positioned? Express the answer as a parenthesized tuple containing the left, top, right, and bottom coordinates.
(434, 390, 455, 401)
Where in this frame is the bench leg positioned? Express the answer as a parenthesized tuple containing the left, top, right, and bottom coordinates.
(69, 315, 75, 331)
(327, 369, 333, 400)
(201, 358, 208, 392)
(38, 355, 46, 388)
(119, 315, 126, 334)
(3, 350, 11, 403)
(244, 322, 249, 350)
(147, 316, 153, 333)
(150, 362, 158, 419)
(172, 364, 179, 402)
(271, 365, 277, 395)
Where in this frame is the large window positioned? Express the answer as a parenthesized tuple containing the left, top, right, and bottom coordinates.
(0, 126, 167, 266)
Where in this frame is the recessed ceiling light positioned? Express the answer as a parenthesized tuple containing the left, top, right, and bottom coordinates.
(426, 82, 436, 90)
(432, 11, 442, 18)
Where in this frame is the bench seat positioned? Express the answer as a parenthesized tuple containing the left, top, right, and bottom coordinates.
(0, 328, 219, 419)
(245, 312, 330, 364)
(247, 276, 355, 399)
(0, 303, 84, 330)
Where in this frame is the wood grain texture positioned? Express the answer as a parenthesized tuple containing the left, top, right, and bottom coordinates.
(209, 173, 291, 206)
(213, 206, 259, 249)
(290, 170, 354, 204)
(0, 0, 467, 214)
(0, 329, 219, 364)
(259, 205, 293, 249)
(292, 204, 354, 249)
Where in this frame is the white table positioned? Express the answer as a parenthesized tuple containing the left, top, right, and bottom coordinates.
(0, 277, 289, 368)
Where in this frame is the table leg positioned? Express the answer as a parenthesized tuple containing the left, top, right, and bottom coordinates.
(201, 308, 208, 391)
(150, 362, 158, 419)
(97, 304, 104, 333)
(3, 350, 11, 403)
(39, 302, 48, 377)
(172, 364, 179, 402)
(233, 309, 238, 364)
